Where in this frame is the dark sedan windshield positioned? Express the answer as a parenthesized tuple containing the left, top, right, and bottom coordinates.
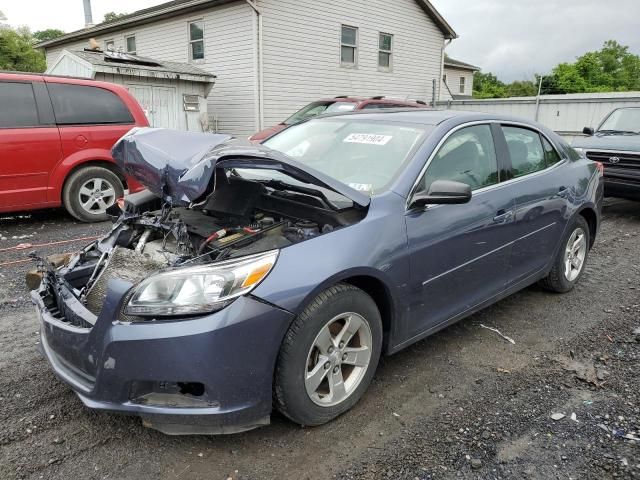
(283, 101, 357, 125)
(599, 108, 640, 134)
(263, 118, 430, 194)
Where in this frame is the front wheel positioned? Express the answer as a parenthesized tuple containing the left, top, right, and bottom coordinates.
(274, 283, 382, 426)
(539, 216, 590, 293)
(62, 166, 124, 222)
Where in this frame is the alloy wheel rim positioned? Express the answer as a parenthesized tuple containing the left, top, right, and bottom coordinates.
(305, 312, 373, 407)
(564, 227, 587, 282)
(78, 177, 117, 215)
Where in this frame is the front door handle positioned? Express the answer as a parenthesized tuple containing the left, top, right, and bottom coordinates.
(493, 210, 514, 223)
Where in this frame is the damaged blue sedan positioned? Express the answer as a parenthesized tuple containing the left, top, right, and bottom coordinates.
(31, 110, 603, 434)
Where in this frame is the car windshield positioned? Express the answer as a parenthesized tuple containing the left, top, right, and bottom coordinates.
(599, 108, 640, 134)
(260, 118, 429, 194)
(283, 101, 357, 125)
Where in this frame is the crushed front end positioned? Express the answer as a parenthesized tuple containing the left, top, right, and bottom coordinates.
(31, 129, 367, 434)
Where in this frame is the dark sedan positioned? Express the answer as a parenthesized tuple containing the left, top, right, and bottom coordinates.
(31, 110, 603, 435)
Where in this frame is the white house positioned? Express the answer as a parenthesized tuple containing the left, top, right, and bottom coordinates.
(441, 56, 479, 100)
(38, 0, 457, 136)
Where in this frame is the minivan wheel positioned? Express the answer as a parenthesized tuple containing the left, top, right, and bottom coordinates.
(274, 283, 382, 426)
(539, 216, 590, 293)
(63, 166, 124, 222)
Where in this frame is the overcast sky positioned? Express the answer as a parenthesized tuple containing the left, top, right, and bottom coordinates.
(3, 0, 639, 82)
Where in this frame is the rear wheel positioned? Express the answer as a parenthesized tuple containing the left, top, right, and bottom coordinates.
(274, 283, 382, 426)
(539, 216, 590, 293)
(63, 166, 123, 222)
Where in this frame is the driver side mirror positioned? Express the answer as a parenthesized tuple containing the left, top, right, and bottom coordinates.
(583, 126, 595, 136)
(410, 179, 472, 208)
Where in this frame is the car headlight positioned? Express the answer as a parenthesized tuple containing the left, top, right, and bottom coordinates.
(125, 250, 278, 317)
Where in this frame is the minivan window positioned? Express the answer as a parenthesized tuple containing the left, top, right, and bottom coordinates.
(419, 124, 498, 192)
(503, 126, 546, 177)
(48, 83, 134, 125)
(283, 101, 356, 126)
(0, 82, 39, 128)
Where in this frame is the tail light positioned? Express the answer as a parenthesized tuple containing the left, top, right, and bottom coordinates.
(594, 161, 604, 177)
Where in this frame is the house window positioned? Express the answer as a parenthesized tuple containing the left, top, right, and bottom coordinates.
(125, 35, 136, 54)
(459, 76, 466, 94)
(378, 33, 393, 70)
(104, 39, 115, 51)
(189, 20, 204, 60)
(340, 25, 358, 66)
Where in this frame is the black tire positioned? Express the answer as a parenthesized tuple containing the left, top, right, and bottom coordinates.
(274, 283, 383, 426)
(539, 216, 590, 293)
(62, 166, 124, 222)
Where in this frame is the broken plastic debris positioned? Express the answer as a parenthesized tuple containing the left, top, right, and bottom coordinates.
(550, 413, 565, 421)
(570, 412, 578, 422)
(480, 324, 516, 344)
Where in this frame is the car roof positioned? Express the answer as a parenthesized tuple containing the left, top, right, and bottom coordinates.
(315, 96, 426, 106)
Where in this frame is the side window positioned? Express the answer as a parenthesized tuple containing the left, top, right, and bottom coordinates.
(541, 136, 562, 166)
(189, 20, 204, 60)
(48, 83, 134, 125)
(502, 126, 546, 177)
(419, 124, 499, 193)
(0, 82, 39, 128)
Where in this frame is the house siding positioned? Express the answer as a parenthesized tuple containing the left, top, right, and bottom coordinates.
(258, 0, 445, 127)
(442, 66, 474, 99)
(44, 2, 257, 136)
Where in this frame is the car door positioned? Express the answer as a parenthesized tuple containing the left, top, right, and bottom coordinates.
(404, 124, 516, 338)
(45, 82, 136, 201)
(498, 125, 569, 285)
(0, 80, 62, 209)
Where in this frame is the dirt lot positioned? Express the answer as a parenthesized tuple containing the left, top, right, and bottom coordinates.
(1, 200, 638, 480)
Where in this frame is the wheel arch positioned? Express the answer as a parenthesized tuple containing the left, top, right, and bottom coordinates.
(291, 268, 400, 354)
(576, 206, 598, 249)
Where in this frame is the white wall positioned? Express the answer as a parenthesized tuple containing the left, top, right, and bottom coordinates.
(438, 92, 640, 136)
(44, 2, 256, 136)
(258, 0, 446, 127)
(442, 67, 474, 99)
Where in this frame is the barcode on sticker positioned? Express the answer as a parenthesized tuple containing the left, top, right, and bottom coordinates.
(343, 133, 392, 145)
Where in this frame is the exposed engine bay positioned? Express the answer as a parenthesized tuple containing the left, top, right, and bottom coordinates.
(48, 173, 366, 317)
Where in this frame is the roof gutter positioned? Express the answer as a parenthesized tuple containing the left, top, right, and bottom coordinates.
(36, 0, 238, 49)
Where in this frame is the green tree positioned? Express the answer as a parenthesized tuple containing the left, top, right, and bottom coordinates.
(506, 80, 538, 97)
(33, 28, 65, 43)
(472, 71, 508, 98)
(103, 11, 127, 23)
(0, 26, 46, 72)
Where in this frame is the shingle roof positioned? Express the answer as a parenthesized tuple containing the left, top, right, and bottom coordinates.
(444, 57, 480, 71)
(37, 0, 456, 49)
(69, 49, 215, 80)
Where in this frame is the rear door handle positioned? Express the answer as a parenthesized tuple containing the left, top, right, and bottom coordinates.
(493, 210, 514, 223)
(558, 186, 569, 197)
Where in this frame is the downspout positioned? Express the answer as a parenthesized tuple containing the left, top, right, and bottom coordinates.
(246, 0, 264, 131)
(439, 38, 453, 103)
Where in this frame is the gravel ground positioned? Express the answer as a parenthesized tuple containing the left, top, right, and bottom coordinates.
(0, 200, 638, 480)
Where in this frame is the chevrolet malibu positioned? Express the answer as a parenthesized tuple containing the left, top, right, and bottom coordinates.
(32, 110, 603, 435)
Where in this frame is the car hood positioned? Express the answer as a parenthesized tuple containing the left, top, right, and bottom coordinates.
(572, 133, 640, 153)
(112, 127, 370, 208)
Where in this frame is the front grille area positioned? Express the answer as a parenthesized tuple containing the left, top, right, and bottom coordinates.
(586, 151, 640, 171)
(40, 278, 94, 329)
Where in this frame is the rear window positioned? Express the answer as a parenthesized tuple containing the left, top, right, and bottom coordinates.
(0, 82, 39, 128)
(48, 83, 134, 125)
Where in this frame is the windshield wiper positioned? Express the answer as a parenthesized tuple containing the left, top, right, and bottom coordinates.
(598, 129, 639, 135)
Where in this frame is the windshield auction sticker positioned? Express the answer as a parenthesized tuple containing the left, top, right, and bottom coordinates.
(343, 133, 393, 145)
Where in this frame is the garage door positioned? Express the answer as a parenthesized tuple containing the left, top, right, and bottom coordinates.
(127, 84, 177, 129)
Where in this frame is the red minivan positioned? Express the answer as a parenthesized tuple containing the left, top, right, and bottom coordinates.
(0, 72, 149, 222)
